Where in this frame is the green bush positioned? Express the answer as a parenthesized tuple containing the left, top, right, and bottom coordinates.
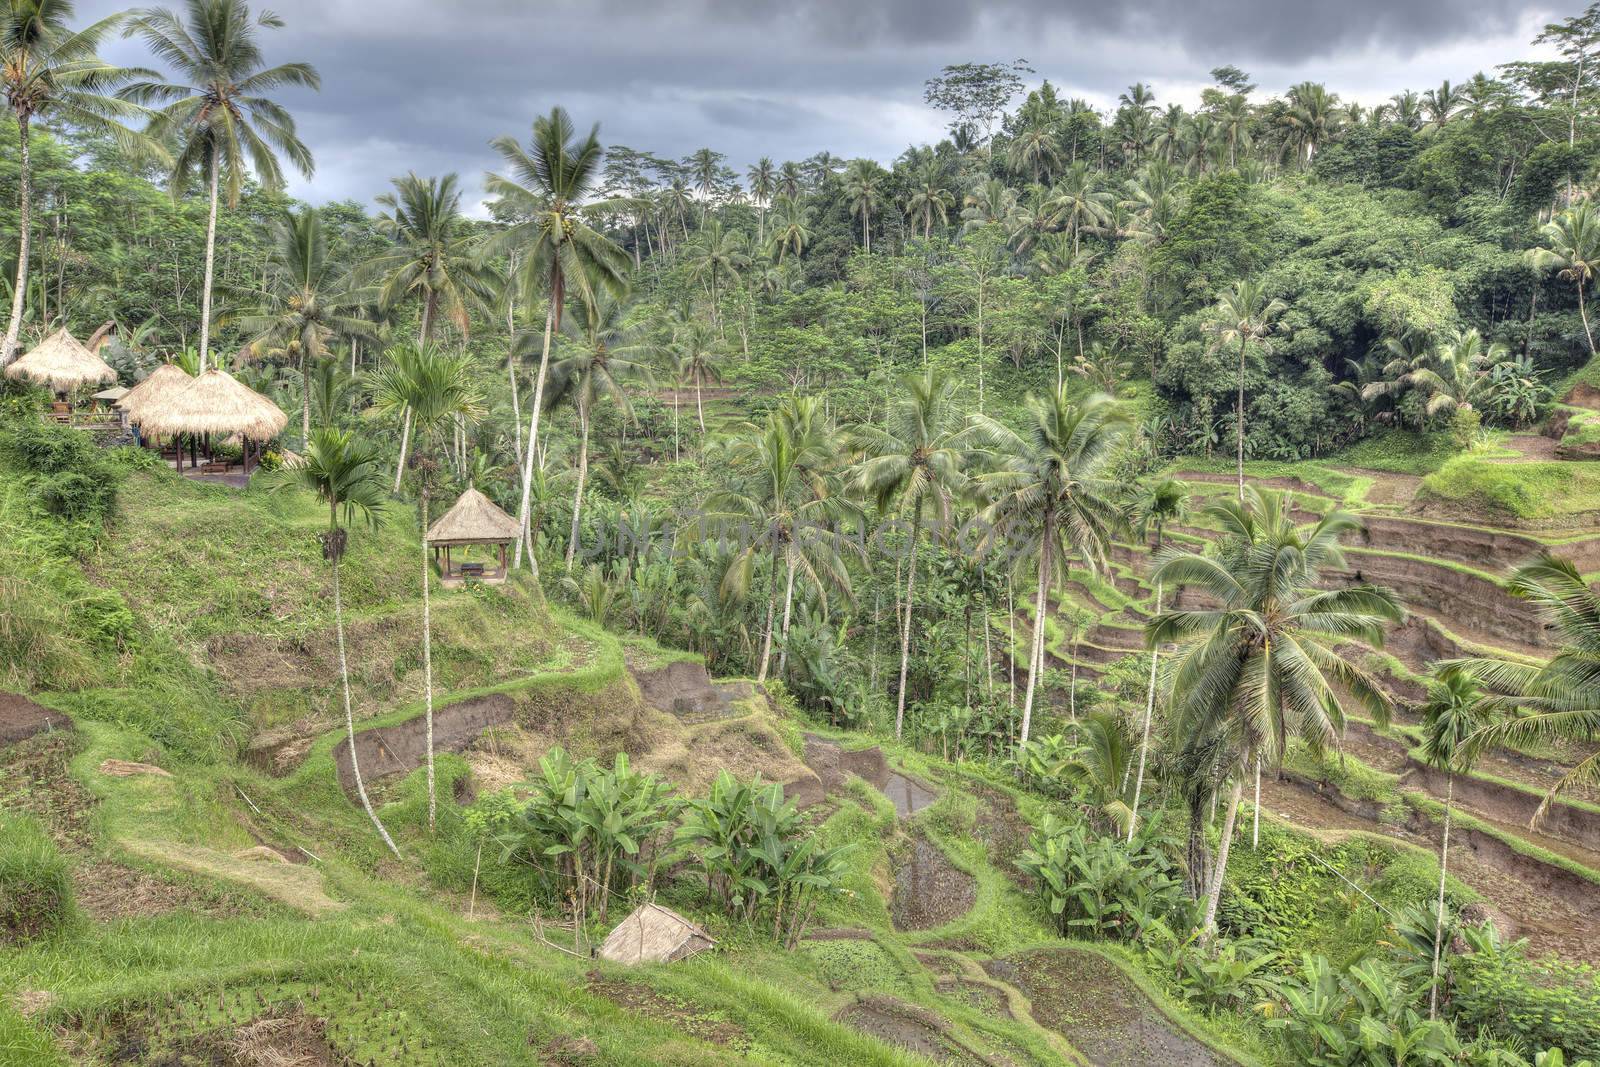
(38, 470, 115, 522)
(1014, 813, 1188, 941)
(0, 814, 74, 944)
(1449, 924, 1600, 1058)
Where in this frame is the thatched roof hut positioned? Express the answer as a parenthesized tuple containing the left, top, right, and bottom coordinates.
(136, 368, 287, 442)
(116, 364, 192, 425)
(3, 329, 117, 393)
(597, 903, 716, 965)
(425, 488, 521, 545)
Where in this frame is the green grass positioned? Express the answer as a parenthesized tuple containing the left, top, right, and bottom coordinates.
(0, 813, 74, 946)
(1419, 456, 1600, 522)
(1327, 429, 1463, 475)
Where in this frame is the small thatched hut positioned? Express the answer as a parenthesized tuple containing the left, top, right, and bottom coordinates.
(425, 488, 520, 585)
(597, 903, 715, 965)
(136, 367, 287, 474)
(4, 329, 117, 399)
(116, 363, 193, 429)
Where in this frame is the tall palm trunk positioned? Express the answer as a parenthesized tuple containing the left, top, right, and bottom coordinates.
(1578, 281, 1596, 358)
(2, 113, 32, 367)
(696, 375, 706, 435)
(392, 410, 412, 494)
(775, 546, 798, 678)
(565, 399, 590, 571)
(757, 544, 780, 682)
(1018, 534, 1051, 751)
(1202, 775, 1245, 940)
(1430, 772, 1453, 1019)
(1236, 336, 1247, 501)
(893, 515, 922, 741)
(199, 145, 220, 371)
(419, 290, 436, 343)
(421, 488, 436, 831)
(1128, 581, 1163, 842)
(300, 352, 312, 445)
(514, 288, 561, 570)
(1252, 756, 1262, 848)
(333, 517, 401, 859)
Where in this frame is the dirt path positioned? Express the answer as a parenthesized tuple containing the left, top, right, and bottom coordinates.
(1487, 434, 1562, 463)
(985, 948, 1235, 1066)
(1342, 468, 1421, 509)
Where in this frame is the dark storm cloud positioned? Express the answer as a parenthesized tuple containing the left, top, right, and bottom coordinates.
(75, 0, 1560, 206)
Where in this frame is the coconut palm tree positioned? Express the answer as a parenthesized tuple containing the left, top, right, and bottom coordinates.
(844, 158, 887, 253)
(368, 173, 497, 344)
(1148, 488, 1402, 938)
(1421, 80, 1461, 130)
(1008, 117, 1063, 184)
(1450, 553, 1600, 817)
(275, 426, 401, 859)
(234, 207, 374, 444)
(1127, 475, 1188, 841)
(1208, 280, 1289, 499)
(1045, 163, 1111, 256)
(372, 342, 482, 832)
(1217, 95, 1253, 167)
(903, 158, 955, 242)
(766, 196, 812, 263)
(1529, 203, 1600, 358)
(1418, 668, 1486, 1019)
(482, 107, 630, 570)
(0, 0, 154, 365)
(851, 370, 968, 740)
(685, 220, 748, 336)
(122, 0, 318, 371)
(546, 292, 652, 571)
(709, 398, 855, 683)
(747, 156, 775, 244)
(1279, 81, 1341, 165)
(669, 310, 721, 437)
(968, 389, 1129, 751)
(1405, 327, 1505, 421)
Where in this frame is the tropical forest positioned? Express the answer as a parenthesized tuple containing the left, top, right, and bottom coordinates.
(6, 1, 1600, 1064)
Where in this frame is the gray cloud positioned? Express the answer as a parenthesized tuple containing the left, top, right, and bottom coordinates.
(75, 0, 1562, 207)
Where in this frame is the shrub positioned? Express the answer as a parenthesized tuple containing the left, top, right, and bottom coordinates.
(1265, 953, 1461, 1065)
(0, 814, 74, 944)
(1014, 814, 1187, 941)
(1449, 924, 1600, 1058)
(38, 470, 116, 523)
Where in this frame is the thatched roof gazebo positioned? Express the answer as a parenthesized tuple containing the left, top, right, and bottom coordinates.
(116, 363, 193, 428)
(425, 488, 520, 586)
(136, 367, 287, 476)
(4, 330, 117, 417)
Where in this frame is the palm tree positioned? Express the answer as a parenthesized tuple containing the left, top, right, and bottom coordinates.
(1421, 80, 1461, 130)
(843, 158, 887, 253)
(1045, 163, 1111, 256)
(1279, 81, 1341, 166)
(547, 293, 651, 571)
(122, 0, 319, 370)
(1405, 327, 1504, 420)
(1208, 280, 1289, 499)
(1451, 553, 1600, 817)
(903, 159, 955, 242)
(1148, 489, 1402, 937)
(368, 173, 497, 344)
(0, 0, 153, 365)
(275, 427, 401, 859)
(482, 107, 630, 571)
(1127, 475, 1187, 840)
(234, 207, 374, 444)
(776, 160, 803, 200)
(372, 342, 482, 833)
(968, 389, 1129, 750)
(1418, 669, 1485, 1020)
(669, 311, 720, 437)
(851, 370, 968, 740)
(709, 398, 855, 683)
(1529, 203, 1600, 357)
(1389, 90, 1423, 130)
(766, 196, 812, 262)
(1008, 118, 1063, 184)
(1218, 96, 1252, 167)
(685, 220, 748, 336)
(747, 156, 775, 244)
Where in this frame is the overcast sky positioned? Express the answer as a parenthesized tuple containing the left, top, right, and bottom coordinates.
(78, 0, 1568, 212)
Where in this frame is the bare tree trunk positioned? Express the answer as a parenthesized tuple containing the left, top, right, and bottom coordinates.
(757, 549, 778, 682)
(1236, 337, 1248, 500)
(514, 297, 558, 570)
(776, 548, 798, 678)
(335, 544, 401, 859)
(1252, 756, 1261, 848)
(392, 410, 412, 494)
(1019, 539, 1050, 751)
(1201, 776, 1244, 940)
(199, 146, 220, 371)
(564, 402, 589, 572)
(1430, 773, 1453, 1020)
(421, 489, 436, 831)
(1579, 282, 1596, 358)
(1, 114, 32, 366)
(1128, 581, 1163, 842)
(894, 516, 921, 741)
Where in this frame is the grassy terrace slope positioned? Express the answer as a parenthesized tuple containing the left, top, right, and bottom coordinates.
(1027, 435, 1600, 966)
(0, 463, 1278, 1065)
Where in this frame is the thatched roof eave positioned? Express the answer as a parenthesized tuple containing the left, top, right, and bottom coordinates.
(3, 329, 117, 392)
